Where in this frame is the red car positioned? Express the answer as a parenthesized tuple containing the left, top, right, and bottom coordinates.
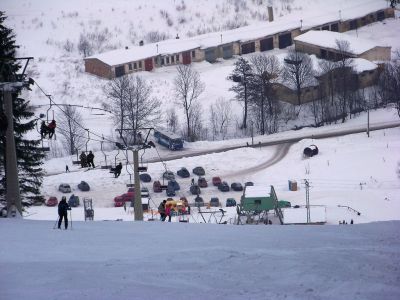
(153, 180, 162, 193)
(114, 192, 134, 207)
(46, 196, 58, 207)
(212, 176, 221, 186)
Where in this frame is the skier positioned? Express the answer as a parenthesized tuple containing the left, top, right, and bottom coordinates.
(114, 162, 123, 178)
(79, 151, 87, 168)
(58, 196, 71, 229)
(65, 165, 70, 173)
(158, 200, 167, 221)
(47, 120, 56, 139)
(87, 151, 95, 168)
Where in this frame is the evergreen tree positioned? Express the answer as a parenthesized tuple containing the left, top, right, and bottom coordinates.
(229, 57, 252, 129)
(0, 11, 45, 205)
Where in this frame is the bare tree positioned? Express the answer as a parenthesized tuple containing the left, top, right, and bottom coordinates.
(123, 76, 161, 144)
(335, 39, 355, 123)
(209, 97, 232, 140)
(166, 107, 179, 133)
(103, 76, 130, 138)
(283, 48, 314, 105)
(379, 50, 400, 117)
(249, 54, 281, 135)
(174, 65, 205, 142)
(57, 105, 86, 155)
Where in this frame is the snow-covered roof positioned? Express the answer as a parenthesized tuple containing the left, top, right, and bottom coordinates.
(86, 40, 200, 66)
(244, 186, 271, 198)
(294, 30, 381, 55)
(87, 3, 388, 66)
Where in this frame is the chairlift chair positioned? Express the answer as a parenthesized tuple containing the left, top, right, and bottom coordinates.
(72, 148, 81, 165)
(100, 138, 112, 169)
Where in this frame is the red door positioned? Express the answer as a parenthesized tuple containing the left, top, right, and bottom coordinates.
(182, 51, 191, 65)
(145, 58, 153, 71)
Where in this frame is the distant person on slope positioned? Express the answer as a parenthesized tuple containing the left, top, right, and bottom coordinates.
(114, 162, 123, 178)
(80, 151, 87, 168)
(58, 196, 71, 230)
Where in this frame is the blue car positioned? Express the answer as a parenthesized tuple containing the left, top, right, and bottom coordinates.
(166, 186, 176, 197)
(68, 194, 80, 207)
(168, 180, 180, 191)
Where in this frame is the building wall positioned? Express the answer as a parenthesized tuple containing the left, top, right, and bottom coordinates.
(84, 59, 112, 79)
(359, 46, 391, 61)
(273, 83, 319, 105)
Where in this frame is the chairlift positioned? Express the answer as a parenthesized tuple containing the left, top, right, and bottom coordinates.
(125, 150, 134, 188)
(138, 149, 148, 173)
(100, 137, 111, 169)
(72, 147, 81, 165)
(85, 129, 90, 153)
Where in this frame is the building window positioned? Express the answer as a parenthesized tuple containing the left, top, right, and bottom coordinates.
(166, 57, 170, 64)
(191, 50, 195, 58)
(134, 62, 137, 69)
(171, 56, 175, 63)
(176, 55, 179, 62)
(128, 63, 133, 71)
(139, 61, 142, 68)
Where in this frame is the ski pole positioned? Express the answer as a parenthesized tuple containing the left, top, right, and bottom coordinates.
(53, 216, 59, 229)
(69, 209, 73, 230)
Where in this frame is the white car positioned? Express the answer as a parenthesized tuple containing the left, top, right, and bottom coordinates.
(58, 183, 71, 193)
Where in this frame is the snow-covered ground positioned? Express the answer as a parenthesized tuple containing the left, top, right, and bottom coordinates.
(1, 219, 400, 300)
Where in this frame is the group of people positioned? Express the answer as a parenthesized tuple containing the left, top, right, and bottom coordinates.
(40, 120, 56, 139)
(79, 151, 95, 168)
(157, 200, 189, 222)
(339, 219, 354, 225)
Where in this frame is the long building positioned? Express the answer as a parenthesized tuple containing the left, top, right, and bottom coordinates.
(84, 5, 394, 79)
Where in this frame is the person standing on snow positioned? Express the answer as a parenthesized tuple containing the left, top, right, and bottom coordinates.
(158, 200, 167, 221)
(58, 196, 71, 229)
(87, 151, 95, 168)
(114, 162, 123, 178)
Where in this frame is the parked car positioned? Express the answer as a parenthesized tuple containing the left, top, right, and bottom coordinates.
(163, 170, 175, 180)
(168, 180, 180, 191)
(177, 167, 190, 178)
(212, 176, 222, 186)
(78, 181, 90, 191)
(194, 196, 204, 207)
(231, 182, 243, 191)
(153, 181, 162, 193)
(226, 198, 237, 207)
(46, 196, 58, 207)
(114, 192, 134, 207)
(198, 177, 208, 188)
(192, 166, 205, 176)
(58, 183, 71, 193)
(141, 187, 150, 198)
(166, 186, 176, 197)
(68, 194, 80, 207)
(139, 173, 152, 182)
(303, 144, 319, 157)
(218, 181, 230, 192)
(210, 197, 220, 207)
(244, 181, 254, 187)
(190, 184, 201, 195)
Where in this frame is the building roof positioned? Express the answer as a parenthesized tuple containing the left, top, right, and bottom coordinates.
(294, 30, 381, 55)
(86, 2, 388, 66)
(244, 186, 271, 198)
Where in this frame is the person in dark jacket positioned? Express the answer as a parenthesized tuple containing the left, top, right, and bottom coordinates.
(79, 151, 87, 168)
(87, 151, 95, 168)
(114, 162, 122, 178)
(40, 121, 49, 139)
(158, 200, 167, 221)
(58, 196, 71, 229)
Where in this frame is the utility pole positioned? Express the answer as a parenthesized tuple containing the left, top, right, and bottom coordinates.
(132, 148, 143, 221)
(3, 89, 22, 217)
(367, 108, 370, 137)
(1, 57, 33, 218)
(304, 179, 310, 223)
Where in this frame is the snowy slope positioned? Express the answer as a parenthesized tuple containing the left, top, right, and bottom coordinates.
(1, 219, 399, 300)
